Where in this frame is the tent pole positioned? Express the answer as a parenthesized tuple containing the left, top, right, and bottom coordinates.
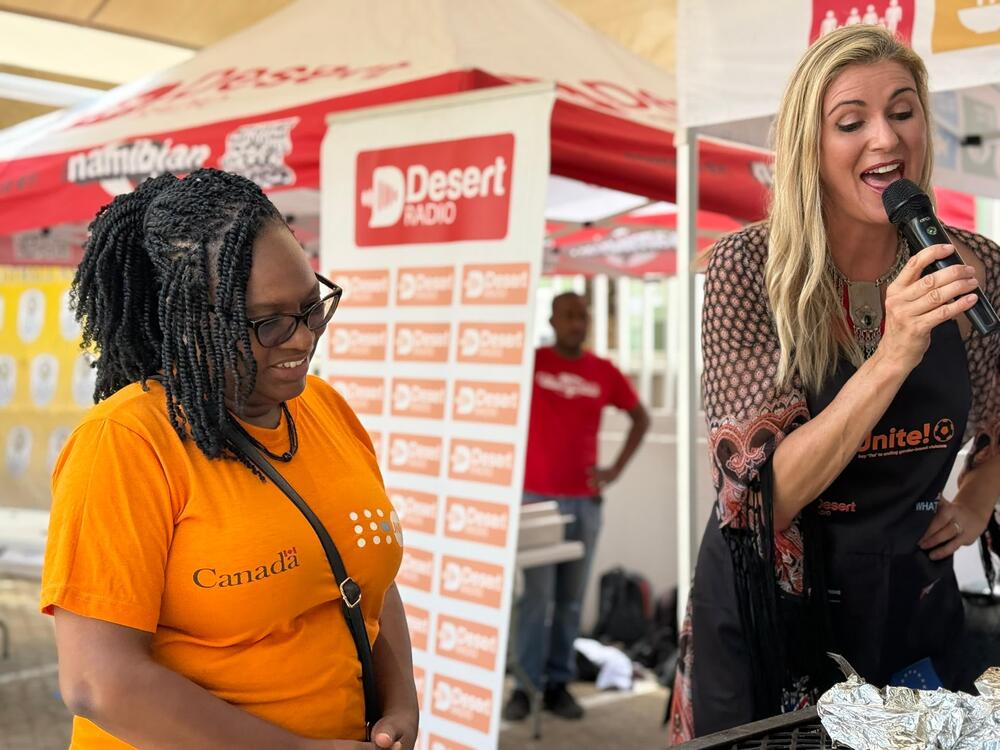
(593, 274, 609, 357)
(675, 126, 699, 630)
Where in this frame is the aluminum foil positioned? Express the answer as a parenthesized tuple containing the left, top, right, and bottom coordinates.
(817, 663, 1000, 750)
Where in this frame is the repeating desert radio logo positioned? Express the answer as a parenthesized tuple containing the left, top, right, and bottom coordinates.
(445, 497, 509, 547)
(440, 555, 504, 608)
(396, 266, 455, 306)
(387, 488, 439, 534)
(857, 418, 956, 459)
(449, 439, 515, 486)
(394, 322, 451, 362)
(431, 674, 493, 734)
(388, 433, 443, 476)
(331, 269, 390, 306)
(355, 133, 514, 246)
(328, 375, 385, 415)
(435, 614, 500, 671)
(328, 323, 388, 360)
(414, 666, 427, 711)
(428, 735, 475, 750)
(391, 378, 447, 419)
(461, 263, 531, 304)
(452, 380, 520, 425)
(397, 546, 435, 592)
(457, 322, 525, 364)
(403, 603, 431, 651)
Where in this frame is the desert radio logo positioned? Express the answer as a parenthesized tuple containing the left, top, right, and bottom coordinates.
(388, 433, 443, 476)
(435, 614, 500, 670)
(356, 134, 514, 246)
(452, 380, 520, 425)
(440, 555, 504, 608)
(391, 378, 447, 419)
(431, 674, 493, 734)
(394, 323, 450, 362)
(403, 603, 431, 651)
(328, 375, 385, 415)
(387, 488, 439, 534)
(397, 546, 435, 592)
(396, 266, 455, 306)
(457, 322, 525, 365)
(461, 263, 531, 304)
(328, 323, 388, 360)
(445, 497, 510, 547)
(332, 269, 390, 306)
(857, 418, 956, 459)
(449, 439, 516, 486)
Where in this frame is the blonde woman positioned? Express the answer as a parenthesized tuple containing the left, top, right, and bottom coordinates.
(668, 26, 1000, 742)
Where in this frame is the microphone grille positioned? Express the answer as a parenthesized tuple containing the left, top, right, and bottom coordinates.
(882, 178, 929, 224)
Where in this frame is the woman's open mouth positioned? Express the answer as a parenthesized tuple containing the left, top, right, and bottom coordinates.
(860, 160, 905, 194)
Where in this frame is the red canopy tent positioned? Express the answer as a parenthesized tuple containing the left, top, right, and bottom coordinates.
(0, 0, 777, 267)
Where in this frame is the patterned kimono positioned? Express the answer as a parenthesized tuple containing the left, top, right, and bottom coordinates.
(667, 223, 1000, 744)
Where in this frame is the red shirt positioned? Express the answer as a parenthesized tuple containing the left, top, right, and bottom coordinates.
(523, 347, 639, 496)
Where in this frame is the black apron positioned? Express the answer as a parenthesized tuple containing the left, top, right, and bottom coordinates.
(691, 320, 971, 736)
(806, 319, 970, 688)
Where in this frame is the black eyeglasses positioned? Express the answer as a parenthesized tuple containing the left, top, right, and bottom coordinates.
(245, 274, 343, 348)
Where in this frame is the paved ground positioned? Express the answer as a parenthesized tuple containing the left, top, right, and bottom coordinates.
(0, 578, 669, 749)
(0, 579, 71, 750)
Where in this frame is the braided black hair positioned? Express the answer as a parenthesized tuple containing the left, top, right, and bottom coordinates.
(73, 168, 285, 472)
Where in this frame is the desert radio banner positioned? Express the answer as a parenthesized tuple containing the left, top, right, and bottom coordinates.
(320, 84, 554, 750)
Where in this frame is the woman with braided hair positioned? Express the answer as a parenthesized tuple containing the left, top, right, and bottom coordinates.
(40, 169, 418, 750)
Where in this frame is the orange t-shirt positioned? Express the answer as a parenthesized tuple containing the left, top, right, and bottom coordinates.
(40, 376, 402, 748)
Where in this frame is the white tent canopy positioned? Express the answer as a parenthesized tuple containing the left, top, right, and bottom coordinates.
(678, 0, 1000, 197)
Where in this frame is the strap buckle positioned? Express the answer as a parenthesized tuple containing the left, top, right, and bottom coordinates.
(339, 577, 362, 608)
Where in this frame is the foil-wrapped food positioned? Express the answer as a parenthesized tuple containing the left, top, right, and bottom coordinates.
(817, 662, 1000, 750)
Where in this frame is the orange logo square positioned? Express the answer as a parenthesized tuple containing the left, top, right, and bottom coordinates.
(461, 263, 530, 304)
(403, 603, 431, 652)
(331, 269, 390, 307)
(396, 266, 455, 306)
(394, 322, 451, 362)
(391, 378, 447, 420)
(444, 496, 509, 547)
(428, 735, 476, 750)
(397, 546, 435, 592)
(431, 674, 493, 734)
(456, 322, 524, 364)
(328, 375, 385, 416)
(388, 433, 443, 476)
(932, 0, 1000, 53)
(329, 323, 388, 360)
(452, 380, 520, 425)
(435, 614, 500, 670)
(387, 488, 439, 535)
(440, 554, 504, 608)
(449, 438, 516, 486)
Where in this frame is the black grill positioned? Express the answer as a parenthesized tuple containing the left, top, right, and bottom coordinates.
(676, 708, 847, 750)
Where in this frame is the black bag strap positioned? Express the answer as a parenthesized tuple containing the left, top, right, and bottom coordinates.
(223, 420, 380, 735)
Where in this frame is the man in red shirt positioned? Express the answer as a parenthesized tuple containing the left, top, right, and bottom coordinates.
(505, 292, 649, 721)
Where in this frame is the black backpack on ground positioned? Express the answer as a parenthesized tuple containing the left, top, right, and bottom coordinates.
(592, 567, 652, 647)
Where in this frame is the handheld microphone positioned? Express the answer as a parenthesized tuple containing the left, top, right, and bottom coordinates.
(882, 179, 999, 337)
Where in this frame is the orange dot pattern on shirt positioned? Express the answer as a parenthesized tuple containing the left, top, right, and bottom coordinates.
(349, 509, 403, 549)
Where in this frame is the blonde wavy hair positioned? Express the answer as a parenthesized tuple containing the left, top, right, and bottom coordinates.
(766, 25, 933, 393)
